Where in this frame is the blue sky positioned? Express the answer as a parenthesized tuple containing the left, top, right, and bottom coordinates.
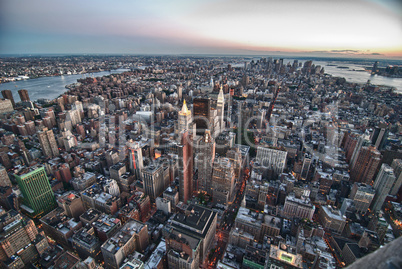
(1, 0, 401, 58)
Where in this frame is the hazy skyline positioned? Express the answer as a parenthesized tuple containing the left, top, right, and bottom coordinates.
(1, 0, 402, 58)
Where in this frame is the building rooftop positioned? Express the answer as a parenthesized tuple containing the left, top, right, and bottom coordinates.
(264, 214, 282, 229)
(92, 213, 121, 234)
(40, 208, 80, 235)
(322, 205, 346, 222)
(269, 244, 303, 268)
(120, 259, 144, 269)
(171, 205, 216, 238)
(285, 194, 314, 207)
(144, 240, 166, 268)
(80, 208, 101, 223)
(102, 220, 145, 254)
(54, 251, 80, 269)
(72, 227, 100, 249)
(236, 207, 263, 226)
(57, 192, 80, 205)
(13, 165, 45, 177)
(164, 186, 177, 196)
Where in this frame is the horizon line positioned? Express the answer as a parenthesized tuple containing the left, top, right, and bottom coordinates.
(1, 52, 402, 62)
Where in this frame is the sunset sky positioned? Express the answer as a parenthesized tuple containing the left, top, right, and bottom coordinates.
(1, 0, 401, 58)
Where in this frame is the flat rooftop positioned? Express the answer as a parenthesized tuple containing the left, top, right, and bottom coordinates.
(171, 205, 216, 237)
(102, 220, 145, 254)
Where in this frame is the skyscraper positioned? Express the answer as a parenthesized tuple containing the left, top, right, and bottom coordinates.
(196, 130, 215, 195)
(300, 153, 312, 180)
(371, 122, 388, 150)
(18, 89, 30, 102)
(350, 131, 371, 168)
(1, 90, 15, 107)
(349, 183, 375, 214)
(371, 164, 396, 212)
(350, 145, 381, 184)
(142, 163, 164, 201)
(390, 159, 402, 196)
(128, 141, 143, 180)
(212, 157, 235, 205)
(216, 86, 225, 133)
(178, 131, 193, 203)
(178, 100, 192, 135)
(193, 97, 211, 135)
(14, 166, 56, 217)
(37, 128, 59, 158)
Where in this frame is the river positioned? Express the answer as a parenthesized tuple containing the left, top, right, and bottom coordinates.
(314, 60, 402, 93)
(0, 68, 129, 102)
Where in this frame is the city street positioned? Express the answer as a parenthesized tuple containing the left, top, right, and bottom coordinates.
(207, 168, 250, 268)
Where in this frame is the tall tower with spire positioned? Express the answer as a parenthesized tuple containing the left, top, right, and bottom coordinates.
(216, 86, 225, 133)
(178, 100, 192, 135)
(196, 129, 215, 195)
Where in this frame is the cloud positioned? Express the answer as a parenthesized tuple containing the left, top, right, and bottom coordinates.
(330, 50, 360, 53)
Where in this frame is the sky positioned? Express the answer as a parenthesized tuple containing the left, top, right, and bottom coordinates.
(1, 0, 402, 58)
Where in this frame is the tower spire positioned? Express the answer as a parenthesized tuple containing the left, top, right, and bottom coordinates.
(181, 100, 189, 114)
(218, 86, 224, 103)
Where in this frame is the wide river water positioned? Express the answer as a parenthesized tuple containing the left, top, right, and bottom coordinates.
(0, 69, 129, 102)
(0, 60, 401, 102)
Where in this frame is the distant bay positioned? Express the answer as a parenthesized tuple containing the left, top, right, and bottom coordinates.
(0, 69, 129, 102)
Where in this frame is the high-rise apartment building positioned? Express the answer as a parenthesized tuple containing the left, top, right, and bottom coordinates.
(196, 130, 215, 195)
(371, 164, 396, 212)
(349, 183, 375, 213)
(37, 128, 59, 158)
(390, 159, 402, 196)
(371, 122, 388, 150)
(343, 132, 358, 163)
(178, 131, 193, 203)
(350, 131, 371, 168)
(212, 157, 235, 205)
(350, 145, 381, 184)
(14, 166, 56, 217)
(18, 89, 30, 102)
